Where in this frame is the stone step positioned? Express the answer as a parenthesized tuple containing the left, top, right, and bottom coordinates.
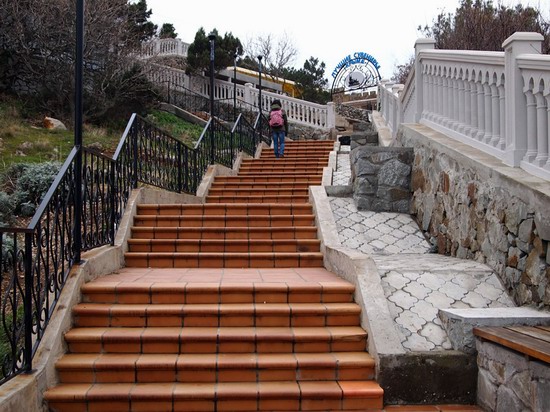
(127, 238, 321, 253)
(81, 280, 356, 305)
(137, 203, 313, 216)
(73, 302, 361, 328)
(132, 214, 316, 228)
(55, 352, 375, 384)
(129, 226, 319, 240)
(124, 251, 325, 268)
(45, 380, 384, 411)
(64, 326, 367, 354)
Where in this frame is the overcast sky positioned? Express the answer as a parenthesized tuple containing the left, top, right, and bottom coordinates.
(145, 0, 550, 82)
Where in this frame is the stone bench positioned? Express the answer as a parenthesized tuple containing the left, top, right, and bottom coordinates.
(474, 325, 550, 411)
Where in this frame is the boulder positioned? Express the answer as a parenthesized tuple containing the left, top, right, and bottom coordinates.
(43, 116, 67, 130)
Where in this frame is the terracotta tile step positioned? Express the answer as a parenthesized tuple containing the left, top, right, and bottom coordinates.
(45, 380, 383, 411)
(137, 203, 313, 216)
(124, 251, 324, 269)
(64, 326, 367, 354)
(241, 157, 329, 163)
(130, 226, 319, 240)
(238, 163, 329, 170)
(207, 188, 311, 197)
(73, 302, 361, 328)
(233, 172, 322, 178)
(132, 214, 316, 228)
(55, 352, 375, 383)
(206, 195, 311, 203)
(81, 282, 356, 305)
(237, 167, 326, 174)
(127, 239, 321, 253)
(209, 182, 313, 189)
(214, 176, 322, 183)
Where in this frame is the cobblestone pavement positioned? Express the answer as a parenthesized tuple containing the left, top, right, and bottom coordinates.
(328, 147, 514, 351)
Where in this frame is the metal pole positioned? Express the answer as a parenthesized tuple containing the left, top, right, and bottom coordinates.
(74, 0, 84, 263)
(208, 33, 216, 165)
(23, 233, 33, 372)
(258, 55, 263, 132)
(233, 51, 237, 121)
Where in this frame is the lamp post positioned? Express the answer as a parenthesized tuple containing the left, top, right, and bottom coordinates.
(208, 32, 216, 164)
(74, 0, 84, 264)
(233, 50, 238, 121)
(257, 55, 263, 132)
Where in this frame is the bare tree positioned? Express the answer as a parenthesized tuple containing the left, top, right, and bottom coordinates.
(0, 0, 159, 124)
(244, 32, 298, 80)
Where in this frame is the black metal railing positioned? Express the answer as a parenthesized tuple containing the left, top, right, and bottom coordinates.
(0, 103, 266, 384)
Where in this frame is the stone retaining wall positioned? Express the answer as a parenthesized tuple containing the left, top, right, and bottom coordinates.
(476, 338, 550, 411)
(350, 146, 413, 213)
(397, 124, 550, 308)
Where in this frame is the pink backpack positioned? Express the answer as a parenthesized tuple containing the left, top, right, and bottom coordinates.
(269, 109, 284, 127)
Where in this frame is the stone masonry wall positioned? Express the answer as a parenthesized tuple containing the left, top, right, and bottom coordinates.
(350, 146, 414, 213)
(476, 339, 550, 411)
(397, 125, 550, 308)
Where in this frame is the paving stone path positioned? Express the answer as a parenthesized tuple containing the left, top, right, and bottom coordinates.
(328, 145, 514, 351)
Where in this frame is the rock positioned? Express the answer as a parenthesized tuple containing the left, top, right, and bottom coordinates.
(43, 116, 67, 130)
(17, 141, 33, 152)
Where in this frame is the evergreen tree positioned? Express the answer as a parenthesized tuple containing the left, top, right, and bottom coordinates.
(127, 0, 157, 44)
(159, 23, 177, 39)
(186, 28, 243, 75)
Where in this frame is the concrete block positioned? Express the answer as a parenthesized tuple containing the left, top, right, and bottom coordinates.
(439, 307, 550, 354)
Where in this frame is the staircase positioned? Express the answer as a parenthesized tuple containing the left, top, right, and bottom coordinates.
(124, 140, 334, 269)
(45, 140, 384, 411)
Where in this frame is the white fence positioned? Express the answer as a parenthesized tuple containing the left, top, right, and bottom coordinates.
(379, 32, 550, 181)
(148, 64, 335, 130)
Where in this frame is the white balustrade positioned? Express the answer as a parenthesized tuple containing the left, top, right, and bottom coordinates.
(141, 38, 190, 58)
(379, 31, 550, 181)
(146, 64, 334, 130)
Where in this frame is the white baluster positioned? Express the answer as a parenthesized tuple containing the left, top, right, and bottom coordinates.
(469, 78, 479, 139)
(523, 89, 537, 162)
(483, 81, 493, 143)
(490, 83, 501, 147)
(534, 90, 549, 166)
(474, 81, 484, 141)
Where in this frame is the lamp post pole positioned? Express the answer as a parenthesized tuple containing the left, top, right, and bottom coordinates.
(74, 0, 84, 264)
(208, 32, 216, 164)
(233, 50, 238, 121)
(257, 55, 263, 133)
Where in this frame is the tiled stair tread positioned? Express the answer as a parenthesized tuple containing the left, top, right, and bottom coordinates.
(55, 352, 375, 382)
(130, 226, 319, 238)
(127, 238, 321, 253)
(123, 252, 325, 268)
(213, 176, 322, 182)
(209, 182, 314, 189)
(206, 188, 311, 196)
(73, 302, 361, 327)
(64, 326, 367, 346)
(44, 381, 384, 405)
(137, 203, 314, 216)
(132, 214, 316, 227)
(81, 280, 356, 304)
(205, 195, 311, 203)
